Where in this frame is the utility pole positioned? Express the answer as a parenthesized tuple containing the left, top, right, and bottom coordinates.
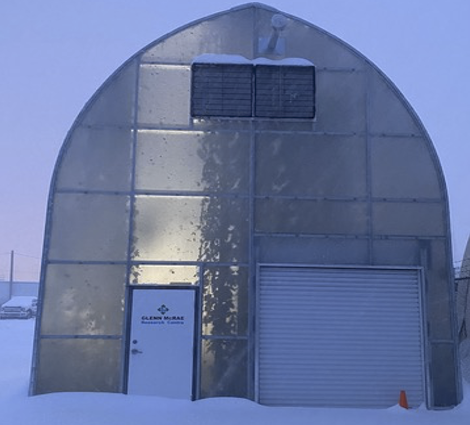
(9, 250, 14, 299)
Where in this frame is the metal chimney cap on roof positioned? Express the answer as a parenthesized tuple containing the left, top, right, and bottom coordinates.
(271, 14, 287, 31)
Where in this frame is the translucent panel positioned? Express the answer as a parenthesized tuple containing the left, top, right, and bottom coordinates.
(130, 265, 199, 285)
(35, 338, 121, 394)
(430, 343, 459, 407)
(256, 133, 366, 197)
(372, 239, 421, 265)
(40, 264, 126, 335)
(256, 199, 368, 235)
(142, 8, 255, 63)
(132, 196, 249, 262)
(81, 59, 137, 127)
(200, 338, 248, 398)
(138, 64, 190, 126)
(372, 202, 445, 236)
(368, 69, 421, 135)
(371, 137, 441, 198)
(202, 266, 248, 336)
(135, 130, 249, 193)
(314, 70, 366, 133)
(56, 126, 132, 191)
(426, 239, 454, 340)
(254, 119, 315, 133)
(258, 236, 369, 265)
(48, 193, 130, 261)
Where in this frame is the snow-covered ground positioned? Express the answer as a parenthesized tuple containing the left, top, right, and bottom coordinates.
(1, 320, 468, 425)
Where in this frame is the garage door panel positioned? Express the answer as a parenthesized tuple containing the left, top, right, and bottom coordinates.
(257, 266, 425, 408)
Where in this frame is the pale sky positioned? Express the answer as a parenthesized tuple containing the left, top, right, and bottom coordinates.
(1, 0, 469, 281)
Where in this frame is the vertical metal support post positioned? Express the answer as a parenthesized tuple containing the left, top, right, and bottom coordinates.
(364, 68, 374, 264)
(9, 250, 14, 299)
(121, 57, 141, 394)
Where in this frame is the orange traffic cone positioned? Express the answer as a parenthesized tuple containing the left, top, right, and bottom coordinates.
(399, 390, 409, 409)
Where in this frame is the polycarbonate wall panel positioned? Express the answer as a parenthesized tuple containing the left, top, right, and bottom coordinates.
(256, 199, 368, 235)
(430, 344, 459, 408)
(142, 8, 255, 63)
(132, 196, 249, 262)
(372, 202, 445, 236)
(81, 59, 137, 127)
(314, 70, 366, 133)
(372, 239, 421, 266)
(200, 339, 248, 398)
(135, 130, 250, 193)
(138, 64, 190, 126)
(56, 126, 133, 191)
(371, 137, 441, 198)
(368, 69, 420, 135)
(40, 264, 126, 335)
(202, 266, 248, 336)
(257, 236, 369, 265)
(36, 339, 121, 394)
(256, 133, 366, 197)
(130, 265, 199, 285)
(426, 239, 454, 340)
(48, 193, 130, 261)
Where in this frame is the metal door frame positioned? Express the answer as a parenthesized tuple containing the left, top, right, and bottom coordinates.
(124, 285, 200, 399)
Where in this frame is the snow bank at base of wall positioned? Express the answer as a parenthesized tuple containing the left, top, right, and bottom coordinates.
(1, 320, 469, 425)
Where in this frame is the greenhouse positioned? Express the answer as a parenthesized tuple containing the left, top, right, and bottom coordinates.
(30, 3, 461, 409)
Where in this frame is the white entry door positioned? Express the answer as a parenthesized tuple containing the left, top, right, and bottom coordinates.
(127, 288, 197, 399)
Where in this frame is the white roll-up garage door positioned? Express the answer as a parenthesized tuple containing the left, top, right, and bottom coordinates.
(257, 265, 425, 408)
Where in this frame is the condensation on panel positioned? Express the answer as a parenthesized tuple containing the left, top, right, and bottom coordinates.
(138, 64, 191, 126)
(256, 133, 366, 197)
(370, 136, 441, 199)
(35, 338, 121, 394)
(135, 130, 250, 193)
(40, 264, 126, 335)
(314, 70, 366, 133)
(132, 196, 249, 262)
(202, 266, 248, 336)
(372, 202, 445, 237)
(257, 236, 369, 265)
(255, 198, 368, 235)
(130, 264, 199, 285)
(368, 69, 421, 135)
(48, 193, 130, 261)
(142, 8, 255, 64)
(56, 126, 133, 191)
(200, 338, 248, 398)
(81, 59, 137, 127)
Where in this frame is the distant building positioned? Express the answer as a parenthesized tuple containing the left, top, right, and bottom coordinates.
(30, 3, 461, 409)
(0, 281, 38, 305)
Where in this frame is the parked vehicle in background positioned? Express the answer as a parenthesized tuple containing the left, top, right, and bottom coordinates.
(0, 296, 37, 319)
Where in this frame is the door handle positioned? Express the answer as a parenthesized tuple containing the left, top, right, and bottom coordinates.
(131, 348, 143, 355)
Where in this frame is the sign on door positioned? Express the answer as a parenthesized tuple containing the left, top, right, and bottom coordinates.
(127, 288, 197, 399)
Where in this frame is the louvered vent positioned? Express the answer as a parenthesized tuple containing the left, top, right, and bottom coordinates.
(255, 65, 315, 118)
(191, 62, 315, 119)
(191, 63, 253, 117)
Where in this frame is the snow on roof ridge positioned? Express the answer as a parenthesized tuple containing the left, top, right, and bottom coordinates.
(192, 54, 314, 66)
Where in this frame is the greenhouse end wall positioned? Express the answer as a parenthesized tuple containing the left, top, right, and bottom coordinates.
(30, 3, 461, 409)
